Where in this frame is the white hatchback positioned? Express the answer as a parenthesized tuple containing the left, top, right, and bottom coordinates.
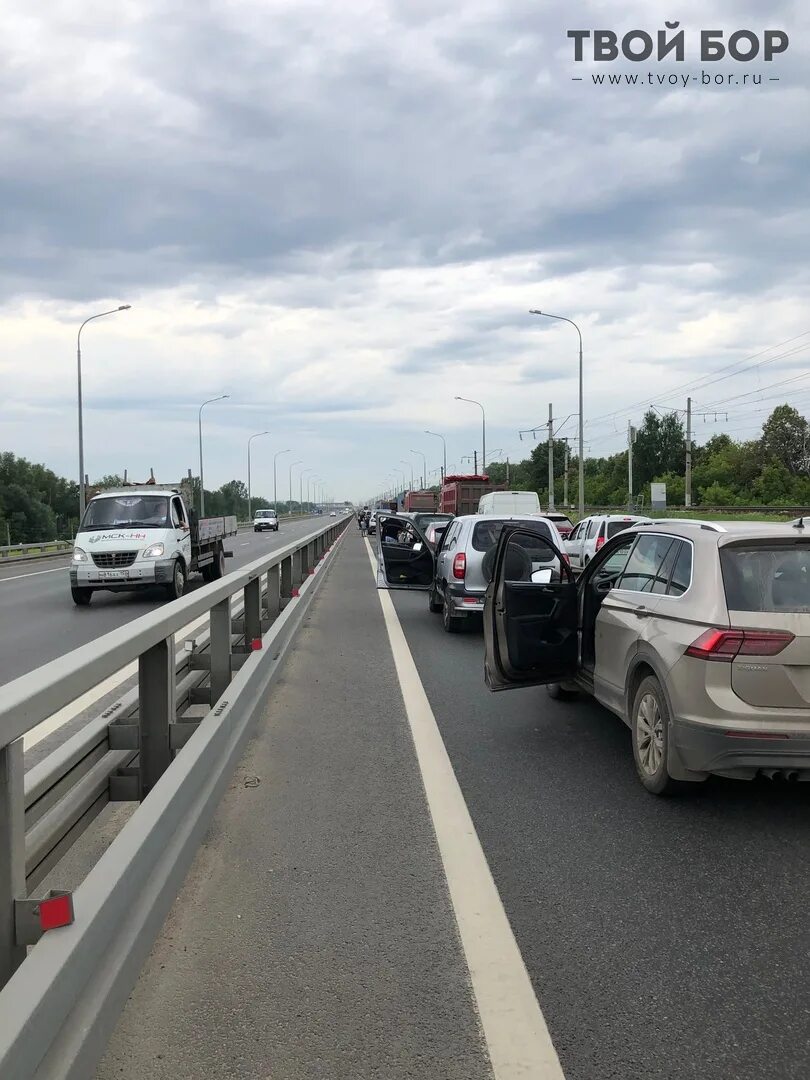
(565, 514, 652, 571)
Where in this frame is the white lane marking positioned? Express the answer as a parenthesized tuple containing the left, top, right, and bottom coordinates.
(364, 539, 565, 1080)
(23, 609, 213, 750)
(0, 565, 69, 583)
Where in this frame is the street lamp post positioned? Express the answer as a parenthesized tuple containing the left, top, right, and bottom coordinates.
(247, 430, 270, 521)
(400, 459, 414, 491)
(454, 397, 486, 473)
(424, 430, 447, 481)
(530, 310, 584, 518)
(289, 460, 302, 514)
(409, 449, 427, 489)
(198, 394, 229, 516)
(77, 305, 132, 516)
(300, 468, 314, 512)
(273, 449, 292, 512)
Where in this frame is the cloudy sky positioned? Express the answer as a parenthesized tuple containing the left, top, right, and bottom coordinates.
(1, 0, 808, 503)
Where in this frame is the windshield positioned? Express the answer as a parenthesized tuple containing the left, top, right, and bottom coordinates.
(607, 520, 637, 539)
(255, 510, 276, 518)
(472, 519, 553, 553)
(720, 545, 810, 612)
(80, 495, 171, 529)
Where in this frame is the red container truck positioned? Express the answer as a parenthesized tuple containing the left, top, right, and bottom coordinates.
(403, 490, 439, 512)
(439, 475, 499, 516)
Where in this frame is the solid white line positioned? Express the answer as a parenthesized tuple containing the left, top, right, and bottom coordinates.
(0, 565, 69, 583)
(364, 539, 565, 1080)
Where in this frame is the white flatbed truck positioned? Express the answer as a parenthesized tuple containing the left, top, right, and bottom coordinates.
(70, 475, 237, 605)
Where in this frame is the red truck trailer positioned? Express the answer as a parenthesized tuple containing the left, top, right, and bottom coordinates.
(403, 490, 439, 512)
(439, 475, 499, 516)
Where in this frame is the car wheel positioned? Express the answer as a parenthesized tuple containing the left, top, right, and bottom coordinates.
(428, 585, 442, 613)
(208, 546, 225, 581)
(71, 586, 92, 606)
(631, 675, 684, 795)
(442, 593, 462, 634)
(547, 682, 577, 701)
(165, 560, 186, 601)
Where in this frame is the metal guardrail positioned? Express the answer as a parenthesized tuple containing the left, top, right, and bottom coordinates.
(0, 541, 72, 562)
(0, 516, 321, 566)
(0, 515, 351, 1078)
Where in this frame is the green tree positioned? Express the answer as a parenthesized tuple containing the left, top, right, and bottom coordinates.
(761, 404, 808, 475)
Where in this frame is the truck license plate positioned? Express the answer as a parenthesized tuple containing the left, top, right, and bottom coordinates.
(98, 570, 128, 580)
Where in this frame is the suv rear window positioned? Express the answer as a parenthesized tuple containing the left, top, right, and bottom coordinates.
(720, 545, 810, 612)
(606, 520, 637, 539)
(472, 519, 553, 553)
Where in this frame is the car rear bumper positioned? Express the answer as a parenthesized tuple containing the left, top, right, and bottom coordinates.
(674, 719, 810, 779)
(445, 584, 485, 617)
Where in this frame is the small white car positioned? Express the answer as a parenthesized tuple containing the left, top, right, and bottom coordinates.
(330, 511, 337, 517)
(253, 509, 279, 532)
(564, 514, 652, 571)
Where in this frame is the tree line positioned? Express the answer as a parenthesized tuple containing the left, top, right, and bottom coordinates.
(0, 457, 317, 544)
(482, 403, 810, 508)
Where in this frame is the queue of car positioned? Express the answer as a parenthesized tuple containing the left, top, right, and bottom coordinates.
(374, 495, 810, 795)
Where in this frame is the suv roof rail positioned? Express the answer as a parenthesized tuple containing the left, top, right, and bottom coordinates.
(637, 518, 726, 532)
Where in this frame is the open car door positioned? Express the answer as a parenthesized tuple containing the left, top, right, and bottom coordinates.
(376, 515, 435, 590)
(483, 526, 578, 690)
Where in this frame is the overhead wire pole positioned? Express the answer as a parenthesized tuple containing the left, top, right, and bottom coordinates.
(198, 394, 229, 516)
(547, 403, 555, 512)
(76, 305, 132, 517)
(627, 421, 637, 511)
(685, 396, 692, 509)
(530, 310, 584, 517)
(400, 459, 414, 491)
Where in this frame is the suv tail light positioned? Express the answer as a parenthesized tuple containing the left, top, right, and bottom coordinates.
(685, 628, 794, 662)
(595, 535, 605, 551)
(453, 552, 466, 580)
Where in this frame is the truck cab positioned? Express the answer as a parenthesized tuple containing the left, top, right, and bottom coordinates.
(71, 482, 236, 605)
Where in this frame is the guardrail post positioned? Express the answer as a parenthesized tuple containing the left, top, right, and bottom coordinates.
(210, 596, 232, 702)
(265, 564, 281, 619)
(138, 636, 175, 799)
(244, 578, 262, 646)
(280, 555, 293, 598)
(0, 738, 25, 986)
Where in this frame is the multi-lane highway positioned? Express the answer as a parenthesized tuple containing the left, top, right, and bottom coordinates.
(96, 528, 810, 1080)
(0, 518, 321, 687)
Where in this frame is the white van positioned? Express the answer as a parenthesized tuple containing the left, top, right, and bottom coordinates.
(477, 491, 541, 516)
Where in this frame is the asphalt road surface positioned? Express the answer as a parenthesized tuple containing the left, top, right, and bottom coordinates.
(0, 518, 322, 687)
(390, 585, 810, 1080)
(97, 530, 810, 1079)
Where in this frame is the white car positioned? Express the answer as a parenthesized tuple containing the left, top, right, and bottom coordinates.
(253, 509, 279, 532)
(330, 511, 337, 517)
(564, 514, 652, 571)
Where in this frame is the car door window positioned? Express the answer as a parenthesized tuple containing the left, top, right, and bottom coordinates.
(649, 540, 681, 594)
(585, 519, 599, 540)
(172, 498, 186, 529)
(666, 541, 693, 596)
(569, 522, 582, 542)
(617, 534, 677, 593)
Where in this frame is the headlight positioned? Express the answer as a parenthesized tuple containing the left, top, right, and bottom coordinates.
(142, 543, 164, 559)
(72, 547, 88, 563)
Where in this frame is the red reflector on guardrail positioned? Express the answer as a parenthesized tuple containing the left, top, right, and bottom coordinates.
(291, 587, 300, 597)
(39, 892, 74, 932)
(250, 638, 262, 651)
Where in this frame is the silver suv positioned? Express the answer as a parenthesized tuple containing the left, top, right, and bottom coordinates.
(483, 519, 810, 794)
(564, 513, 651, 570)
(376, 514, 566, 633)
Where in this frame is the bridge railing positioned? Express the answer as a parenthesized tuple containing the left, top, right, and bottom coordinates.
(0, 515, 350, 1078)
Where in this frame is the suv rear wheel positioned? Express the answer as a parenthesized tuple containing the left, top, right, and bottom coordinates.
(631, 675, 684, 795)
(442, 593, 462, 633)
